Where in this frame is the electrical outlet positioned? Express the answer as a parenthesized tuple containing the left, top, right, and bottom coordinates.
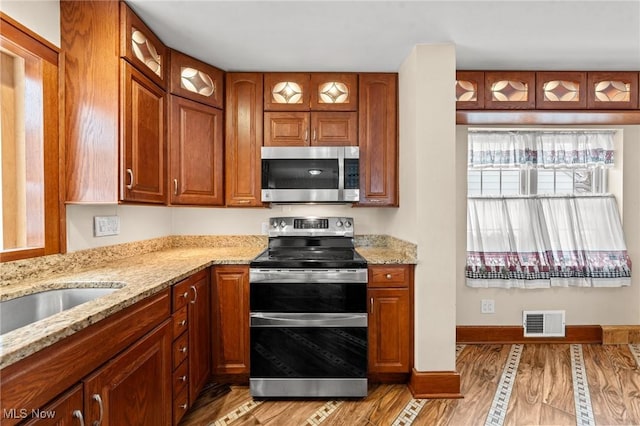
(94, 216, 120, 237)
(481, 299, 495, 314)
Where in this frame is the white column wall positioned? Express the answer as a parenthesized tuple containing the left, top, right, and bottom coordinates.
(391, 44, 458, 372)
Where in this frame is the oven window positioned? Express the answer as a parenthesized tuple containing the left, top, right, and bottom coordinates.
(250, 283, 366, 313)
(250, 327, 367, 378)
(262, 159, 339, 189)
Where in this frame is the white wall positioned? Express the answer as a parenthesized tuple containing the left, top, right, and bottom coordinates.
(0, 1, 60, 47)
(171, 205, 390, 236)
(383, 44, 458, 372)
(66, 205, 172, 252)
(456, 125, 640, 325)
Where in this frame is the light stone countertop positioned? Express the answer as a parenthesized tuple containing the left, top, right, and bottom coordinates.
(1, 235, 416, 370)
(0, 246, 264, 369)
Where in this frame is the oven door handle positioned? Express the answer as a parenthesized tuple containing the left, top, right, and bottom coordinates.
(250, 269, 368, 284)
(250, 312, 367, 327)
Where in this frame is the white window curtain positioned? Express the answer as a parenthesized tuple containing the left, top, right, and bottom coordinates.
(468, 130, 615, 169)
(466, 195, 631, 288)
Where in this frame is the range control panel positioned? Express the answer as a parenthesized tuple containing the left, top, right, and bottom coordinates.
(269, 217, 354, 237)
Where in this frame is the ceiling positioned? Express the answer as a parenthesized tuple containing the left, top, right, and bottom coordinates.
(127, 0, 640, 73)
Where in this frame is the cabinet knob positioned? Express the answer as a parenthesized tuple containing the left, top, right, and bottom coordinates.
(386, 274, 392, 279)
(179, 403, 188, 410)
(179, 320, 187, 327)
(180, 346, 188, 353)
(182, 291, 189, 299)
(180, 375, 188, 382)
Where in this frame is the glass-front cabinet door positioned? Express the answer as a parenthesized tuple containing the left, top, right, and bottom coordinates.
(310, 73, 358, 111)
(169, 49, 224, 109)
(120, 2, 167, 89)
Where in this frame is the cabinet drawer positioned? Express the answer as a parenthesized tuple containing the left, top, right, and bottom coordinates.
(172, 305, 188, 338)
(173, 332, 189, 370)
(173, 279, 192, 311)
(369, 265, 410, 287)
(173, 385, 189, 426)
(173, 358, 189, 393)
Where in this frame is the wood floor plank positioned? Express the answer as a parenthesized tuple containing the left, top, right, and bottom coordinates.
(600, 345, 640, 424)
(180, 344, 640, 426)
(582, 344, 633, 425)
(540, 344, 574, 417)
(180, 385, 254, 425)
(445, 344, 511, 426)
(505, 344, 543, 425)
(250, 399, 334, 426)
(321, 385, 403, 425)
(539, 402, 576, 426)
(411, 399, 459, 426)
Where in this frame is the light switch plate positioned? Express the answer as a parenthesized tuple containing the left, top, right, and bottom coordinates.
(94, 216, 120, 237)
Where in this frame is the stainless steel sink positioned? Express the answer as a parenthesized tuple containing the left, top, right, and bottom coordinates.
(0, 287, 119, 335)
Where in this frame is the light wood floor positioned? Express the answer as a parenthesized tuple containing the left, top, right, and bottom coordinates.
(180, 344, 640, 426)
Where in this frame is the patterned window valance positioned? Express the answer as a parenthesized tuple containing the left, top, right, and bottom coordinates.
(468, 130, 615, 168)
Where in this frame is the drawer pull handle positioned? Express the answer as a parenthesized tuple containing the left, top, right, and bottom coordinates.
(72, 410, 85, 426)
(386, 274, 392, 279)
(190, 285, 198, 304)
(91, 394, 104, 426)
(126, 169, 134, 190)
(180, 375, 188, 382)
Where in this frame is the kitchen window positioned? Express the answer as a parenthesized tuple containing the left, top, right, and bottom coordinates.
(466, 129, 631, 288)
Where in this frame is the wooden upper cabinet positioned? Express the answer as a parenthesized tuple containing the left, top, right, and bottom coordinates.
(358, 73, 398, 207)
(264, 73, 310, 111)
(587, 71, 639, 109)
(225, 73, 264, 207)
(311, 112, 358, 146)
(120, 1, 167, 89)
(456, 71, 484, 109)
(121, 61, 166, 203)
(264, 112, 309, 146)
(264, 72, 357, 112)
(310, 73, 358, 111)
(62, 0, 167, 204)
(264, 111, 357, 147)
(536, 71, 587, 109)
(484, 71, 536, 109)
(169, 49, 224, 109)
(169, 95, 224, 205)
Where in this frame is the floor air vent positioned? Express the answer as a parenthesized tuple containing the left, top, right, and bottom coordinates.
(523, 310, 566, 337)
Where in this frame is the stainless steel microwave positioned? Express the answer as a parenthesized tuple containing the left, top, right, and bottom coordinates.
(261, 146, 360, 203)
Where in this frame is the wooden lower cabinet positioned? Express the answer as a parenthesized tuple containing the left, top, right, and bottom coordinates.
(22, 385, 83, 426)
(83, 320, 172, 426)
(211, 265, 250, 379)
(171, 269, 211, 425)
(368, 265, 414, 380)
(0, 291, 172, 426)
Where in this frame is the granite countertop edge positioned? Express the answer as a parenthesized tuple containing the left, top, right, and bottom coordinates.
(0, 241, 416, 370)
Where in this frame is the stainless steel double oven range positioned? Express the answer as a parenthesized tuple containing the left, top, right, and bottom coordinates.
(249, 216, 368, 398)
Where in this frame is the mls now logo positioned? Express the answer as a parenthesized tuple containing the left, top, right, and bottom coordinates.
(3, 408, 56, 420)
